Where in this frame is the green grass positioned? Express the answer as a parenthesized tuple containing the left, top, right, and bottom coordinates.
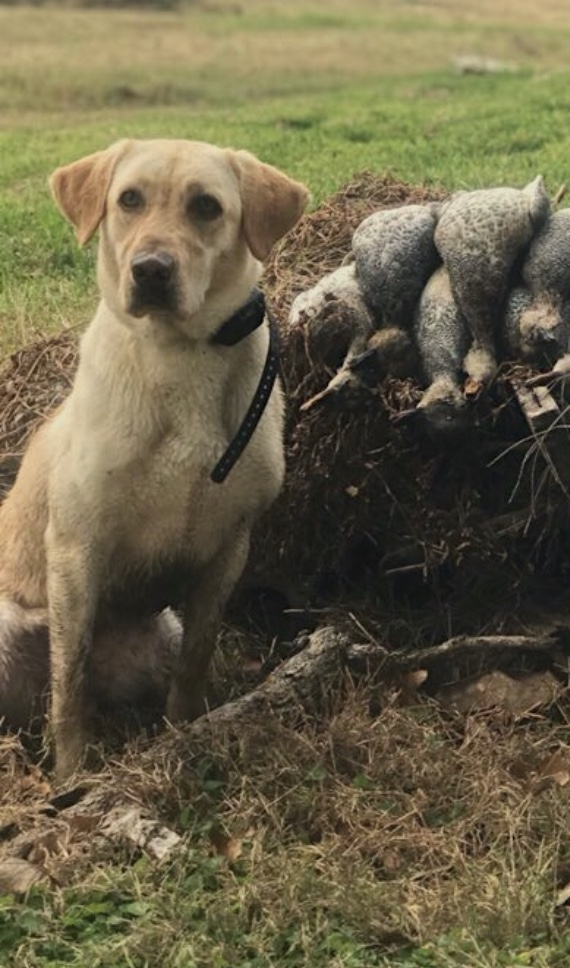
(2, 0, 570, 352)
(3, 68, 570, 351)
(3, 2, 570, 965)
(3, 700, 570, 968)
(2, 875, 567, 968)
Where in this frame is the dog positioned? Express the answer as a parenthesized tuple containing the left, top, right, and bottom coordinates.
(0, 138, 308, 780)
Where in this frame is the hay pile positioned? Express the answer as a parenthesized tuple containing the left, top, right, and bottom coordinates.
(0, 330, 77, 495)
(1, 173, 570, 646)
(255, 174, 570, 641)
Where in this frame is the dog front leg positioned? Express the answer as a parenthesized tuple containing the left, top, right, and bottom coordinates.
(45, 525, 99, 782)
(166, 528, 250, 722)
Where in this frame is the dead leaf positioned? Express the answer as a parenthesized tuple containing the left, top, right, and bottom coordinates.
(345, 485, 359, 498)
(437, 670, 562, 718)
(27, 830, 66, 865)
(382, 849, 401, 873)
(66, 813, 103, 835)
(395, 669, 429, 705)
(0, 856, 47, 894)
(20, 766, 51, 799)
(209, 828, 243, 862)
(509, 755, 535, 783)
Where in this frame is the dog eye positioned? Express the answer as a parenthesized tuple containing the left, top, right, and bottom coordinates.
(118, 188, 144, 210)
(188, 193, 223, 221)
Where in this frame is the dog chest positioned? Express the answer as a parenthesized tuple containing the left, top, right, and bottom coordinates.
(97, 463, 255, 622)
(99, 556, 194, 621)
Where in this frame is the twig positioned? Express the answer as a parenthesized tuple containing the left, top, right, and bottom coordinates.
(364, 632, 562, 676)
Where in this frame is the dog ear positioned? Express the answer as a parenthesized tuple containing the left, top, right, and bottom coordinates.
(230, 150, 309, 261)
(49, 140, 130, 246)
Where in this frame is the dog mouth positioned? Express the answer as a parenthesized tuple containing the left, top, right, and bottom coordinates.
(129, 285, 179, 318)
(128, 250, 179, 317)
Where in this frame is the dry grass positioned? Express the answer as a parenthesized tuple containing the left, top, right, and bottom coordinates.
(415, 0, 570, 25)
(1, 0, 570, 123)
(3, 681, 570, 954)
(107, 691, 570, 945)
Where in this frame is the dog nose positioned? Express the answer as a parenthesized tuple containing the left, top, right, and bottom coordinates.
(131, 251, 175, 287)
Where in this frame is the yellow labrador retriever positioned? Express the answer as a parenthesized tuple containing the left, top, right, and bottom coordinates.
(0, 138, 308, 780)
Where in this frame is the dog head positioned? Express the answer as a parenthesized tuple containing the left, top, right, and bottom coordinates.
(49, 139, 309, 338)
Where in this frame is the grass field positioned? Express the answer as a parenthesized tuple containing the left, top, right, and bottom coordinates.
(3, 1, 570, 966)
(3, 1, 570, 351)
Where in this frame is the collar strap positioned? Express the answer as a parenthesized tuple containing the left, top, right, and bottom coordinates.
(210, 287, 267, 346)
(210, 290, 280, 484)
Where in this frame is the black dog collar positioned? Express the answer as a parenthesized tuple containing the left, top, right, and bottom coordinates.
(211, 287, 267, 347)
(210, 289, 280, 484)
